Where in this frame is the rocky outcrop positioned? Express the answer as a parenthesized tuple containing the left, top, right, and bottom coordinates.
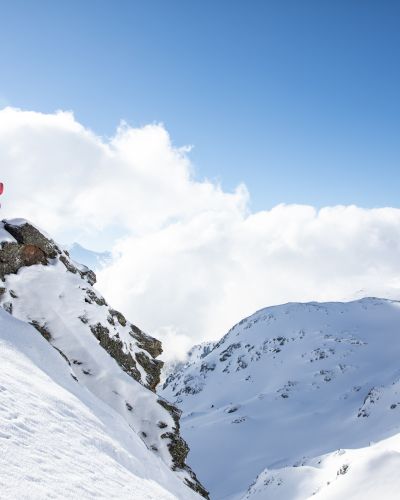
(0, 218, 208, 498)
(0, 241, 47, 279)
(4, 221, 60, 258)
(158, 398, 210, 498)
(0, 220, 96, 285)
(0, 219, 163, 390)
(130, 323, 163, 358)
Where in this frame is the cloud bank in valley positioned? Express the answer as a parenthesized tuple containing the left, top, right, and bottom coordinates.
(1, 107, 400, 359)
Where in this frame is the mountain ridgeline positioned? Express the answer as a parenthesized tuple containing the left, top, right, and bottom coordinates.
(0, 218, 208, 499)
(2, 217, 400, 500)
(161, 298, 400, 499)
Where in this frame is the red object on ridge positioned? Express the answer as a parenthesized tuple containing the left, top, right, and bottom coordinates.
(0, 183, 3, 195)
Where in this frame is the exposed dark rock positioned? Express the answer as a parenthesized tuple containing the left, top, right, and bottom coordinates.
(109, 308, 127, 327)
(53, 346, 71, 366)
(1, 221, 96, 285)
(85, 289, 107, 306)
(135, 351, 163, 391)
(3, 302, 12, 314)
(90, 322, 142, 383)
(0, 242, 47, 279)
(161, 431, 189, 468)
(157, 398, 209, 496)
(59, 254, 78, 274)
(21, 245, 47, 266)
(200, 362, 216, 373)
(130, 324, 163, 358)
(160, 429, 209, 498)
(0, 219, 207, 497)
(219, 343, 241, 362)
(0, 222, 56, 278)
(79, 267, 96, 286)
(184, 476, 209, 499)
(157, 398, 182, 429)
(30, 320, 52, 341)
(337, 464, 349, 476)
(4, 221, 60, 258)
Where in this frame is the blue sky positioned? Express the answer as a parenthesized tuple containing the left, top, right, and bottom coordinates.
(1, 0, 399, 211)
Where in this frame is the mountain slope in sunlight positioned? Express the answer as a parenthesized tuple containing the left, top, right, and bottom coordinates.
(0, 218, 207, 499)
(161, 299, 400, 499)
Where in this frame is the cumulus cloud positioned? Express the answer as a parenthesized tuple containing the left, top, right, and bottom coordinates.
(1, 107, 400, 360)
(98, 204, 400, 359)
(0, 107, 247, 247)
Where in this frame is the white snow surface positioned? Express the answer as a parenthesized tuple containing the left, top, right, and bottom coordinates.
(2, 253, 177, 467)
(244, 432, 400, 500)
(0, 219, 202, 499)
(0, 308, 199, 499)
(161, 298, 400, 499)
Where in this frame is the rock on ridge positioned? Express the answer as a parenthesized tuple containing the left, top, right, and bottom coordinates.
(0, 218, 208, 498)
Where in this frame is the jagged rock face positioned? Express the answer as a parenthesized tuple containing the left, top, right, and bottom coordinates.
(0, 218, 207, 498)
(0, 241, 47, 278)
(0, 219, 163, 390)
(0, 308, 207, 500)
(4, 221, 59, 258)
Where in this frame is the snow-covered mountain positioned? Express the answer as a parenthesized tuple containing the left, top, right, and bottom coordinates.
(161, 299, 400, 500)
(0, 218, 208, 499)
(243, 432, 400, 500)
(67, 242, 112, 271)
(3, 217, 400, 500)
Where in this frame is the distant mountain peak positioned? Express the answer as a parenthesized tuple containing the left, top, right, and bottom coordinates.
(67, 242, 113, 271)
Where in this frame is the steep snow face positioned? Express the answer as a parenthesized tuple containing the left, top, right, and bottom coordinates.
(0, 219, 207, 498)
(0, 308, 200, 499)
(161, 299, 400, 499)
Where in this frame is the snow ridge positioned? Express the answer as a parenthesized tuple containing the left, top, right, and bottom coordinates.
(0, 219, 208, 499)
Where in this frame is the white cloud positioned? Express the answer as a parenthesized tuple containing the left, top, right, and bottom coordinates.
(1, 107, 400, 360)
(0, 107, 247, 248)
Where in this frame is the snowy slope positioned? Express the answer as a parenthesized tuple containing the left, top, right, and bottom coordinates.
(0, 308, 199, 499)
(0, 218, 207, 498)
(244, 432, 400, 500)
(161, 299, 400, 499)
